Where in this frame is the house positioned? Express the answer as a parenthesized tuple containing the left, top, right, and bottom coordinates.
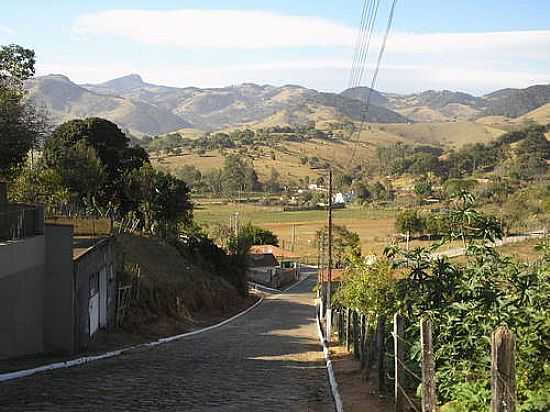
(249, 244, 300, 260)
(247, 250, 298, 289)
(0, 182, 117, 360)
(247, 252, 279, 287)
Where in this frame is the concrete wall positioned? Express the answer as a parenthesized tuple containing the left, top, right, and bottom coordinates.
(0, 236, 46, 359)
(247, 267, 297, 289)
(43, 224, 75, 355)
(274, 268, 297, 288)
(0, 225, 75, 359)
(247, 267, 276, 287)
(73, 238, 116, 351)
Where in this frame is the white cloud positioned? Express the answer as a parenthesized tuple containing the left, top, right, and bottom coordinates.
(73, 9, 356, 49)
(0, 24, 14, 36)
(55, 12, 550, 93)
(385, 30, 550, 61)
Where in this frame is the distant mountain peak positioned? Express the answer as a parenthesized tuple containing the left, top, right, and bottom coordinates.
(98, 74, 146, 91)
(40, 73, 73, 82)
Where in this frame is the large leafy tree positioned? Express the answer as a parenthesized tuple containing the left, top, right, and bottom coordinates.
(0, 44, 45, 177)
(125, 164, 192, 238)
(395, 209, 425, 245)
(43, 117, 149, 211)
(222, 154, 260, 194)
(239, 223, 279, 246)
(316, 224, 361, 268)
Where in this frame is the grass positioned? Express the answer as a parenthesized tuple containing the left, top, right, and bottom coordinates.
(373, 121, 506, 148)
(497, 238, 546, 261)
(194, 201, 401, 256)
(151, 120, 512, 187)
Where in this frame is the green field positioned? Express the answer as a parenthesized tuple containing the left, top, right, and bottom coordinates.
(195, 200, 403, 257)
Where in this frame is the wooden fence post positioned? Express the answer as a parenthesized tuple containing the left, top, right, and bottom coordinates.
(339, 310, 344, 345)
(360, 314, 366, 367)
(491, 326, 516, 412)
(376, 315, 386, 393)
(346, 308, 351, 352)
(353, 311, 360, 359)
(394, 313, 406, 412)
(421, 317, 438, 412)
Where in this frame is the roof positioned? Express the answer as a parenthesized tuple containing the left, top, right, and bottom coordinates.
(247, 253, 279, 268)
(249, 244, 300, 259)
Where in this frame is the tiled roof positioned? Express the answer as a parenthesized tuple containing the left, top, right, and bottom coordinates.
(247, 253, 279, 268)
(249, 244, 299, 259)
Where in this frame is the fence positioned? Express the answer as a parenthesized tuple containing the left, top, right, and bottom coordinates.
(332, 308, 517, 412)
(0, 205, 44, 242)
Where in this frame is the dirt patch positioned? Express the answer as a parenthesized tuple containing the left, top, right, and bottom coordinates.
(330, 345, 393, 412)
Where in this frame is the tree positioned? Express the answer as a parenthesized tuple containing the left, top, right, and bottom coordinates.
(316, 224, 361, 268)
(204, 169, 224, 194)
(125, 165, 192, 238)
(222, 154, 260, 194)
(175, 164, 202, 189)
(265, 168, 281, 193)
(409, 152, 439, 175)
(0, 44, 44, 177)
(414, 178, 433, 198)
(353, 180, 371, 202)
(238, 223, 279, 246)
(9, 164, 71, 212)
(43, 118, 149, 211)
(516, 127, 550, 159)
(395, 209, 425, 250)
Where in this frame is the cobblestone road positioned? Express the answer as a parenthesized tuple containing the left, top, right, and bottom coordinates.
(0, 276, 333, 412)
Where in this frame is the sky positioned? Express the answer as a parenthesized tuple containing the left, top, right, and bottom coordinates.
(1, 0, 549, 95)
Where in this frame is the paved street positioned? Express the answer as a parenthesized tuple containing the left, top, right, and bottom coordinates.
(0, 276, 333, 412)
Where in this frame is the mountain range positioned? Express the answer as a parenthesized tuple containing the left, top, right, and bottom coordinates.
(25, 73, 550, 136)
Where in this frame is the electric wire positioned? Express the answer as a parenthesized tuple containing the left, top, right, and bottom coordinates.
(349, 0, 399, 166)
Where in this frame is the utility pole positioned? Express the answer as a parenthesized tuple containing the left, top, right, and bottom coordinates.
(291, 224, 297, 252)
(319, 230, 326, 318)
(326, 168, 333, 346)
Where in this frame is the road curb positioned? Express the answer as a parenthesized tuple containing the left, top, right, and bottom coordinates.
(0, 296, 264, 383)
(316, 310, 344, 412)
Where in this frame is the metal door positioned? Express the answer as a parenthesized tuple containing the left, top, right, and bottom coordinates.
(99, 268, 108, 328)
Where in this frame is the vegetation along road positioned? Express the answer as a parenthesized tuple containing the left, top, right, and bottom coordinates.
(0, 276, 333, 412)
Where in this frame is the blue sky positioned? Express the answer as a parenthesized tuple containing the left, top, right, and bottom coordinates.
(1, 0, 549, 94)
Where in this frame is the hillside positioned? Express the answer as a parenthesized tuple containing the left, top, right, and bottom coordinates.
(83, 75, 408, 130)
(342, 85, 550, 123)
(26, 73, 549, 145)
(481, 84, 550, 118)
(26, 74, 409, 135)
(115, 233, 251, 335)
(25, 75, 191, 135)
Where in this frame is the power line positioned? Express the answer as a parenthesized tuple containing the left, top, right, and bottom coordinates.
(351, 0, 381, 90)
(348, 0, 372, 89)
(349, 0, 399, 166)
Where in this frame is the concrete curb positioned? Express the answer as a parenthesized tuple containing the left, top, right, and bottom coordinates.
(248, 281, 281, 294)
(316, 310, 344, 412)
(0, 296, 265, 383)
(249, 273, 310, 296)
(283, 274, 310, 292)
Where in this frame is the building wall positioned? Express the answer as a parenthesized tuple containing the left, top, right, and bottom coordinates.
(43, 224, 75, 355)
(0, 236, 46, 359)
(73, 238, 117, 351)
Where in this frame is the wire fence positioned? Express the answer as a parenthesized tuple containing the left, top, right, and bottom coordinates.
(0, 206, 43, 242)
(332, 308, 517, 412)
